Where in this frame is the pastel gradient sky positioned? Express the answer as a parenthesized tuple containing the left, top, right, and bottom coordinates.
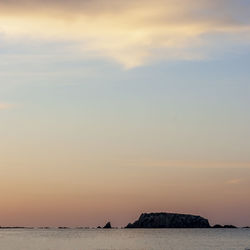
(0, 0, 250, 227)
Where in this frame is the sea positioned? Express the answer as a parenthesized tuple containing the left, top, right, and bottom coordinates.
(0, 228, 250, 250)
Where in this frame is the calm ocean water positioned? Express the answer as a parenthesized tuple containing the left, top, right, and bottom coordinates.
(0, 228, 250, 250)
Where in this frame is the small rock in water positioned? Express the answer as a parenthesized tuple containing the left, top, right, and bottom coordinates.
(213, 224, 223, 228)
(223, 225, 237, 228)
(103, 222, 112, 229)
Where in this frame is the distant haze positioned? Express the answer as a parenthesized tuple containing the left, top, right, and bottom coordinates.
(0, 0, 250, 227)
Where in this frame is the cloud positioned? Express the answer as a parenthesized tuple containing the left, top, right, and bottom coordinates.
(0, 103, 13, 110)
(0, 0, 250, 67)
(226, 178, 243, 185)
(126, 160, 250, 169)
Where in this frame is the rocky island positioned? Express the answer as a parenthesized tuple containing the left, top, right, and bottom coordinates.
(125, 212, 211, 228)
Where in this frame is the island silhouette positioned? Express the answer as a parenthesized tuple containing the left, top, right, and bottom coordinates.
(0, 212, 247, 229)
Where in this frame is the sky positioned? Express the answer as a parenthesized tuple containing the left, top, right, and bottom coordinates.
(0, 0, 250, 227)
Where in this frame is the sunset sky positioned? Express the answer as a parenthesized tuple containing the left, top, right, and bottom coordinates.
(0, 0, 250, 227)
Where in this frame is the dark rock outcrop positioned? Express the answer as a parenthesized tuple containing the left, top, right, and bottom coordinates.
(213, 224, 223, 228)
(223, 225, 237, 228)
(213, 224, 237, 228)
(103, 222, 112, 229)
(125, 212, 210, 228)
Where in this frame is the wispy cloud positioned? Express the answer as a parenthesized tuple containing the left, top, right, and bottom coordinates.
(226, 178, 243, 185)
(0, 102, 13, 110)
(0, 0, 250, 67)
(126, 160, 250, 169)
